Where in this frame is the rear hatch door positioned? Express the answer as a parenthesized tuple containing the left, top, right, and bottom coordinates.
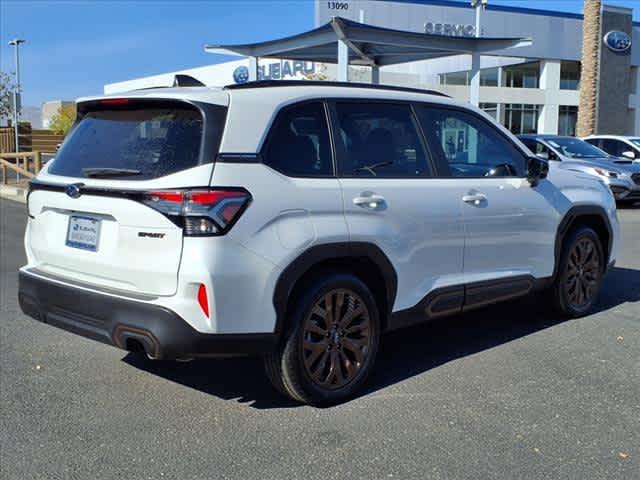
(26, 97, 227, 296)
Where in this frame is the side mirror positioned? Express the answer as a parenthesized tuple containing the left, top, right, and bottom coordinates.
(526, 156, 549, 186)
(622, 150, 636, 160)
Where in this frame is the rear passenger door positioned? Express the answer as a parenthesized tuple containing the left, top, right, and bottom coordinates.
(415, 105, 558, 284)
(213, 101, 347, 269)
(330, 101, 465, 313)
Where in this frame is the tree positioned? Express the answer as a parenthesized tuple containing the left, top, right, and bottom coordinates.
(0, 71, 18, 121)
(49, 105, 76, 135)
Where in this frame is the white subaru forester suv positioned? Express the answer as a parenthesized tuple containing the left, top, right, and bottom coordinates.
(19, 80, 619, 404)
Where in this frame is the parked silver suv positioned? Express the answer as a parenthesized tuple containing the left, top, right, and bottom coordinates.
(519, 134, 640, 204)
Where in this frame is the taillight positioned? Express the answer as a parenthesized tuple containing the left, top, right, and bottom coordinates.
(142, 188, 251, 236)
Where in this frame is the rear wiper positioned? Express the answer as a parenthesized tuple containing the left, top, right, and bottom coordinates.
(354, 161, 394, 176)
(82, 168, 142, 178)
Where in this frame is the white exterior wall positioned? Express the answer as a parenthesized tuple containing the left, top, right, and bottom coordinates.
(629, 67, 640, 134)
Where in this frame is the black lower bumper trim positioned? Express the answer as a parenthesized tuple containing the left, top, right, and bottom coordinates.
(18, 271, 278, 359)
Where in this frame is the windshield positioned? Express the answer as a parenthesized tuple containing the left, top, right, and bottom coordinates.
(546, 137, 609, 159)
(49, 103, 207, 180)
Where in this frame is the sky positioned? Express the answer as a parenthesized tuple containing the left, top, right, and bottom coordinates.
(2, 0, 640, 107)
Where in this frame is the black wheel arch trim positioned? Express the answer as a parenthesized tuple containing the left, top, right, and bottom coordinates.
(272, 242, 397, 335)
(553, 205, 613, 279)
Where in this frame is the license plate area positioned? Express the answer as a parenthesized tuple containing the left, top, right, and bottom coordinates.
(66, 215, 101, 252)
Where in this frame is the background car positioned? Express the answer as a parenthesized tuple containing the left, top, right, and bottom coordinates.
(519, 134, 640, 205)
(583, 135, 640, 164)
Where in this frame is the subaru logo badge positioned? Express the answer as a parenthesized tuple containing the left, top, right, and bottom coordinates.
(65, 183, 83, 199)
(604, 30, 631, 53)
(233, 66, 249, 84)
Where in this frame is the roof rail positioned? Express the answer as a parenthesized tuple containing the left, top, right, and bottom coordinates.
(224, 80, 450, 97)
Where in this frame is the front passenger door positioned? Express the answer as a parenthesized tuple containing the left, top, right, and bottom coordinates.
(416, 106, 558, 284)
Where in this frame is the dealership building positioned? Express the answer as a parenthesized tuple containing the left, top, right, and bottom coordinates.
(104, 0, 640, 136)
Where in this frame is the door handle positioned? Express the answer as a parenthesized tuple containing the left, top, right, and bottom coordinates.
(353, 193, 386, 210)
(462, 193, 487, 206)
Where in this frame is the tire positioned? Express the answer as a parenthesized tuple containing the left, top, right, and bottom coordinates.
(547, 226, 605, 318)
(264, 272, 381, 405)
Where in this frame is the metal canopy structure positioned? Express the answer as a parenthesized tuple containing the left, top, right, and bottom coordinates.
(205, 16, 532, 105)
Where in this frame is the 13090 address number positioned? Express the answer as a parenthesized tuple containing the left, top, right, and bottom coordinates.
(328, 2, 349, 10)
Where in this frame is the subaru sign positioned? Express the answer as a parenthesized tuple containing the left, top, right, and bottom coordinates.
(233, 66, 250, 84)
(232, 60, 315, 84)
(603, 30, 631, 53)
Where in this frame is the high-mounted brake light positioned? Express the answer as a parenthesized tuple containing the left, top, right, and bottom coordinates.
(100, 98, 130, 106)
(142, 188, 251, 236)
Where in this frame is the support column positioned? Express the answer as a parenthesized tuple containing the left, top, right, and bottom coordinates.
(338, 39, 349, 82)
(539, 104, 559, 134)
(469, 52, 480, 106)
(496, 103, 505, 126)
(248, 56, 258, 81)
(539, 60, 561, 134)
(496, 66, 505, 126)
(371, 65, 380, 84)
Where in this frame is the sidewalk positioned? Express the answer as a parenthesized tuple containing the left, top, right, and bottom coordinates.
(0, 184, 27, 204)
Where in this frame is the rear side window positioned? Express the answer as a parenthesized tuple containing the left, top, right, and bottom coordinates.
(334, 102, 431, 178)
(262, 102, 333, 177)
(49, 102, 214, 180)
(600, 139, 627, 157)
(583, 138, 601, 148)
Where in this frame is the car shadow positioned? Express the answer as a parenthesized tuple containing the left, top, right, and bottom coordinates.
(122, 266, 640, 409)
(617, 200, 639, 209)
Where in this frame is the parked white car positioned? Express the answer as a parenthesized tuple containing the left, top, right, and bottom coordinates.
(583, 135, 640, 163)
(19, 80, 619, 404)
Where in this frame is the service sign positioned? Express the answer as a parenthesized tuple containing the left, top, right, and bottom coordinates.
(424, 22, 475, 37)
(603, 30, 632, 53)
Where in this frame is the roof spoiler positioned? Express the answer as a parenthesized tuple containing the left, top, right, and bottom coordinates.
(172, 74, 206, 87)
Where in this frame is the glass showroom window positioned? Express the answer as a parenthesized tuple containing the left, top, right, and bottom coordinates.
(480, 67, 499, 87)
(558, 106, 578, 136)
(560, 61, 581, 90)
(504, 104, 541, 134)
(480, 103, 498, 120)
(440, 68, 499, 87)
(439, 71, 469, 86)
(503, 62, 540, 88)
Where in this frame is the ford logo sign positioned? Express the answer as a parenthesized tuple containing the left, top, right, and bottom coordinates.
(65, 183, 83, 199)
(603, 30, 631, 53)
(233, 66, 249, 84)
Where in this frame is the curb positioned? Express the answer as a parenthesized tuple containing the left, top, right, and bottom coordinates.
(0, 185, 27, 204)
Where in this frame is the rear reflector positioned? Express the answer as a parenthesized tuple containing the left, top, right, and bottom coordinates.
(141, 188, 251, 236)
(197, 284, 209, 318)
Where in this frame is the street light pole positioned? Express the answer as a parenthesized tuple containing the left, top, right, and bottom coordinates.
(8, 38, 25, 154)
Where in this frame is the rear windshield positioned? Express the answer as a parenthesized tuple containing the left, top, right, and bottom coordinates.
(49, 104, 205, 180)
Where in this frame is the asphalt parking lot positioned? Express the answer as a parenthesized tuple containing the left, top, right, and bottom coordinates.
(1, 198, 638, 480)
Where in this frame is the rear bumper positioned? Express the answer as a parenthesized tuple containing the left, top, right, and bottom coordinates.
(18, 271, 278, 359)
